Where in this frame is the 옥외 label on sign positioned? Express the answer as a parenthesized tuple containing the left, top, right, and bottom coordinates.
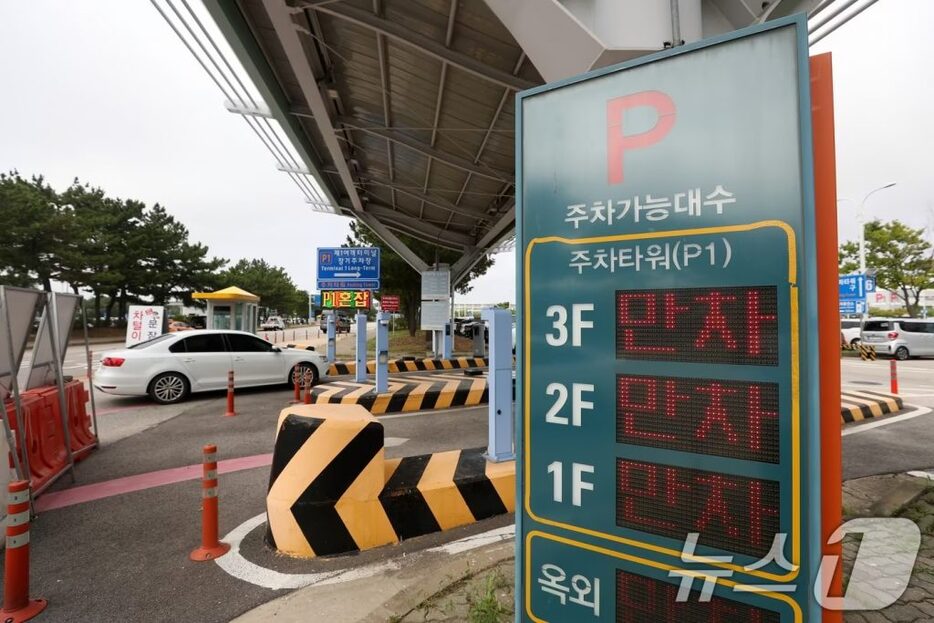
(125, 305, 164, 346)
(517, 16, 822, 622)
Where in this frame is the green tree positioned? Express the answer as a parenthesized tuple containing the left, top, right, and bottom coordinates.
(840, 219, 934, 317)
(344, 220, 493, 335)
(0, 172, 68, 290)
(220, 259, 305, 315)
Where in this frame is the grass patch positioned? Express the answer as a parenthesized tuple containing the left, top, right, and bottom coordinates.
(468, 569, 512, 623)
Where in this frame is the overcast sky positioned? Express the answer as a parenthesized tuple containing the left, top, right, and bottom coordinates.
(0, 1, 930, 302)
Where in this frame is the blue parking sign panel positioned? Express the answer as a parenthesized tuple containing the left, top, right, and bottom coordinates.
(316, 247, 380, 291)
(839, 274, 865, 299)
(517, 16, 820, 622)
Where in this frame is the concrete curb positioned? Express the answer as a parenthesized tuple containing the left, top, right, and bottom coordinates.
(325, 357, 488, 377)
(309, 373, 498, 415)
(265, 404, 516, 559)
(230, 539, 515, 623)
(840, 390, 903, 424)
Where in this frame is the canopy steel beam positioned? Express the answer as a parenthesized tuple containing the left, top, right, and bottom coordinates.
(365, 204, 473, 250)
(452, 202, 515, 286)
(349, 172, 489, 219)
(263, 0, 428, 273)
(301, 0, 536, 91)
(338, 117, 512, 184)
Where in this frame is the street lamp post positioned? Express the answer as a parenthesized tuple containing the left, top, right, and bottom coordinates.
(857, 182, 896, 317)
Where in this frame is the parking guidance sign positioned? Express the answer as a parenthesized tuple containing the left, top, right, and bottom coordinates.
(317, 247, 380, 291)
(517, 17, 820, 622)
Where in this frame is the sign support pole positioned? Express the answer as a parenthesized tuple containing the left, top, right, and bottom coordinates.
(354, 312, 367, 382)
(375, 312, 389, 394)
(483, 308, 514, 462)
(442, 322, 453, 360)
(325, 313, 336, 363)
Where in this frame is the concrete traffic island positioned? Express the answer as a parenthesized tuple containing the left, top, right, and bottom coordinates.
(265, 404, 515, 558)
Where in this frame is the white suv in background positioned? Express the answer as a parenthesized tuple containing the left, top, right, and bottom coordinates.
(861, 318, 934, 360)
(840, 319, 861, 346)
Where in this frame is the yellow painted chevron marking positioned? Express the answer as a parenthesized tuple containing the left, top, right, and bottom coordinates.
(341, 383, 376, 404)
(441, 359, 454, 370)
(433, 379, 463, 409)
(485, 460, 516, 512)
(418, 450, 475, 529)
(845, 390, 900, 413)
(840, 401, 865, 421)
(313, 383, 349, 403)
(846, 397, 883, 418)
(467, 377, 486, 404)
(335, 449, 397, 550)
(370, 382, 406, 414)
(383, 457, 402, 484)
(266, 415, 367, 557)
(402, 382, 435, 412)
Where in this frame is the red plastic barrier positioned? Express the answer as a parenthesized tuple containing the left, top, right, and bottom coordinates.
(64, 381, 97, 459)
(2, 380, 98, 495)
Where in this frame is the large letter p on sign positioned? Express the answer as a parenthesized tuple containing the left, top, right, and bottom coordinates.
(607, 91, 676, 185)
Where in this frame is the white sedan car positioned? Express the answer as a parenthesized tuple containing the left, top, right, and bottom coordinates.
(94, 330, 328, 404)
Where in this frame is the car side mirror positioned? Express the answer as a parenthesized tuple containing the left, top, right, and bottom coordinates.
(272, 346, 282, 353)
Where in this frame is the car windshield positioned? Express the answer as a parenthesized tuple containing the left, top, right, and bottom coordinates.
(128, 333, 177, 349)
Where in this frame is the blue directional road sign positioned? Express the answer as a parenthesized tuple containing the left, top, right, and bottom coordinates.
(517, 16, 820, 622)
(865, 275, 876, 293)
(839, 274, 866, 299)
(316, 247, 379, 291)
(839, 299, 866, 315)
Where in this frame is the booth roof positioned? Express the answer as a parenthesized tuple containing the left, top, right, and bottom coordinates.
(192, 286, 260, 302)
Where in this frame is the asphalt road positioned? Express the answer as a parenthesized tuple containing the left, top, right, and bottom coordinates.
(2, 375, 492, 623)
(842, 356, 934, 479)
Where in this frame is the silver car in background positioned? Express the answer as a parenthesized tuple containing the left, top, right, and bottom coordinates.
(860, 318, 934, 360)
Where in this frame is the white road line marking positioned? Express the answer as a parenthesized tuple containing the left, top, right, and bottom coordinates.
(842, 405, 933, 436)
(215, 514, 515, 590)
(427, 525, 514, 555)
(907, 471, 934, 481)
(384, 437, 409, 447)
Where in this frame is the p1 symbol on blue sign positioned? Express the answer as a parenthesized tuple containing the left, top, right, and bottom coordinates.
(317, 247, 380, 291)
(516, 15, 820, 623)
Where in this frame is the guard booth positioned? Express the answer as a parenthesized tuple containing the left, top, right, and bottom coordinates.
(192, 286, 260, 333)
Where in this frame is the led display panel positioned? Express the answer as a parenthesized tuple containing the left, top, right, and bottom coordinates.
(616, 286, 779, 365)
(616, 459, 780, 558)
(616, 570, 780, 623)
(322, 290, 371, 310)
(617, 375, 780, 463)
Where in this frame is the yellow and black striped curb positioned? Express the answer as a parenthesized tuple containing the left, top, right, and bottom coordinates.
(326, 357, 488, 377)
(308, 372, 515, 415)
(841, 390, 903, 424)
(841, 343, 877, 360)
(265, 404, 515, 558)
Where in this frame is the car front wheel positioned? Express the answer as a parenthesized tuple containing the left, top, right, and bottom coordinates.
(289, 363, 319, 387)
(149, 372, 190, 404)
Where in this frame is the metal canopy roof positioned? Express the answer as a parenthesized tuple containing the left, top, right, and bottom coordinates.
(205, 0, 540, 278)
(183, 0, 842, 283)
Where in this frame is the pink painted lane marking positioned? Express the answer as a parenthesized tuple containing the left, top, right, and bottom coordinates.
(35, 453, 273, 512)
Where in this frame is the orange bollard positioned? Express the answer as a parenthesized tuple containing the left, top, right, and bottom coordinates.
(303, 369, 313, 405)
(225, 370, 236, 417)
(190, 445, 230, 561)
(1, 481, 47, 622)
(890, 359, 899, 394)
